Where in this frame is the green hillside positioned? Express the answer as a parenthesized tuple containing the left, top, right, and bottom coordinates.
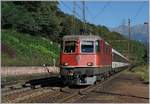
(2, 29, 146, 66)
(1, 1, 147, 66)
(2, 29, 60, 66)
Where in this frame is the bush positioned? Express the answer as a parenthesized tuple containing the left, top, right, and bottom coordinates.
(1, 29, 60, 66)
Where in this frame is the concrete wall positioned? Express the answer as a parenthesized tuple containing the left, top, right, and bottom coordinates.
(1, 66, 60, 77)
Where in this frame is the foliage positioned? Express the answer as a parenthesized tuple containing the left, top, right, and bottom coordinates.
(1, 30, 60, 66)
(1, 1, 147, 65)
(2, 1, 61, 39)
(131, 64, 149, 83)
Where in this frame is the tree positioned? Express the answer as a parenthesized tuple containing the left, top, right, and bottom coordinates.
(1, 1, 61, 37)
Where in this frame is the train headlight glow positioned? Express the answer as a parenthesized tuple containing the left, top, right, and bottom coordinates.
(87, 62, 93, 66)
(64, 62, 69, 66)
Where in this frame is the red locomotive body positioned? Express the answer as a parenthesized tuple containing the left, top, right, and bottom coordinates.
(60, 35, 112, 85)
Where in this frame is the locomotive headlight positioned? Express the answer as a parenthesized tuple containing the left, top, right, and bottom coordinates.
(87, 62, 93, 66)
(64, 62, 69, 66)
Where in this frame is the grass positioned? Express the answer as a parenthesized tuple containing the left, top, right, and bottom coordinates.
(131, 64, 149, 84)
(1, 29, 60, 66)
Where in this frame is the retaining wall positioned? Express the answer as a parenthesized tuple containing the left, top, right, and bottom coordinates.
(1, 66, 60, 77)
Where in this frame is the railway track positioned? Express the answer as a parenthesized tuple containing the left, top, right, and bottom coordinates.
(2, 79, 63, 103)
(2, 68, 126, 103)
(2, 87, 54, 103)
(57, 69, 125, 103)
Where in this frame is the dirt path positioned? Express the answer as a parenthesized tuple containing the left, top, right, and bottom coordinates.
(74, 71, 149, 103)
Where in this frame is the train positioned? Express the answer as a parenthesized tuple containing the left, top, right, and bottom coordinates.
(60, 35, 129, 85)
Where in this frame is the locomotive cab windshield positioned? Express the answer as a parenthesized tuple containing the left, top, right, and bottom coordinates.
(63, 40, 99, 53)
(81, 41, 94, 53)
(64, 41, 76, 53)
(81, 40, 100, 53)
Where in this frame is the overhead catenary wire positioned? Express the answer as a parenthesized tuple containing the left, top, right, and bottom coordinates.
(61, 1, 110, 23)
(60, 1, 82, 19)
(93, 1, 110, 19)
(85, 5, 96, 23)
(75, 2, 96, 23)
(61, 1, 145, 27)
(74, 2, 96, 35)
(61, 1, 110, 29)
(127, 2, 145, 57)
(131, 1, 145, 22)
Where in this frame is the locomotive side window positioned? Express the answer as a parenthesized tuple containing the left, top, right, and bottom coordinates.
(64, 41, 76, 53)
(95, 40, 100, 52)
(81, 41, 94, 53)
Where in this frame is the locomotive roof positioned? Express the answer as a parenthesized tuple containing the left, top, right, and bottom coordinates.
(63, 35, 111, 46)
(63, 35, 101, 40)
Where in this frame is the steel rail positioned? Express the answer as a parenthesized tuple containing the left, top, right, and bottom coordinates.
(58, 69, 126, 103)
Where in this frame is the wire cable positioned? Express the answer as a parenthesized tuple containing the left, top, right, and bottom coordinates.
(93, 1, 111, 19)
(134, 2, 145, 19)
(85, 5, 96, 23)
(131, 2, 145, 23)
(60, 1, 82, 19)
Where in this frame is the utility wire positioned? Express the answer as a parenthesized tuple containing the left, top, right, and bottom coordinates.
(60, 1, 82, 19)
(131, 2, 145, 22)
(85, 5, 96, 23)
(134, 2, 145, 18)
(76, 2, 82, 10)
(93, 1, 110, 19)
(75, 2, 95, 23)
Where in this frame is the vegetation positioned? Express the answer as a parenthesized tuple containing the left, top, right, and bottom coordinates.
(131, 64, 149, 83)
(2, 29, 60, 66)
(1, 1, 148, 66)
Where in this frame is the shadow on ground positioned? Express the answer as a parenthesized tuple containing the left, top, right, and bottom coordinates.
(25, 76, 65, 88)
(24, 76, 89, 89)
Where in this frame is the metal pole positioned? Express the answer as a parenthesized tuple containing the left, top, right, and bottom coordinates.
(82, 1, 86, 35)
(128, 19, 131, 61)
(72, 1, 76, 35)
(144, 22, 149, 64)
(144, 22, 149, 33)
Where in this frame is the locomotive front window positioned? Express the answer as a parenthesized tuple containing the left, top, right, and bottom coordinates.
(81, 41, 94, 53)
(64, 41, 76, 53)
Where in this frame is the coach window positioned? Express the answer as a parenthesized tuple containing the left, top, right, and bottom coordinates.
(95, 40, 100, 52)
(64, 41, 76, 53)
(81, 41, 94, 53)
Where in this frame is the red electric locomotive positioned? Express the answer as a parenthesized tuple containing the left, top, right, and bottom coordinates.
(60, 35, 112, 85)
